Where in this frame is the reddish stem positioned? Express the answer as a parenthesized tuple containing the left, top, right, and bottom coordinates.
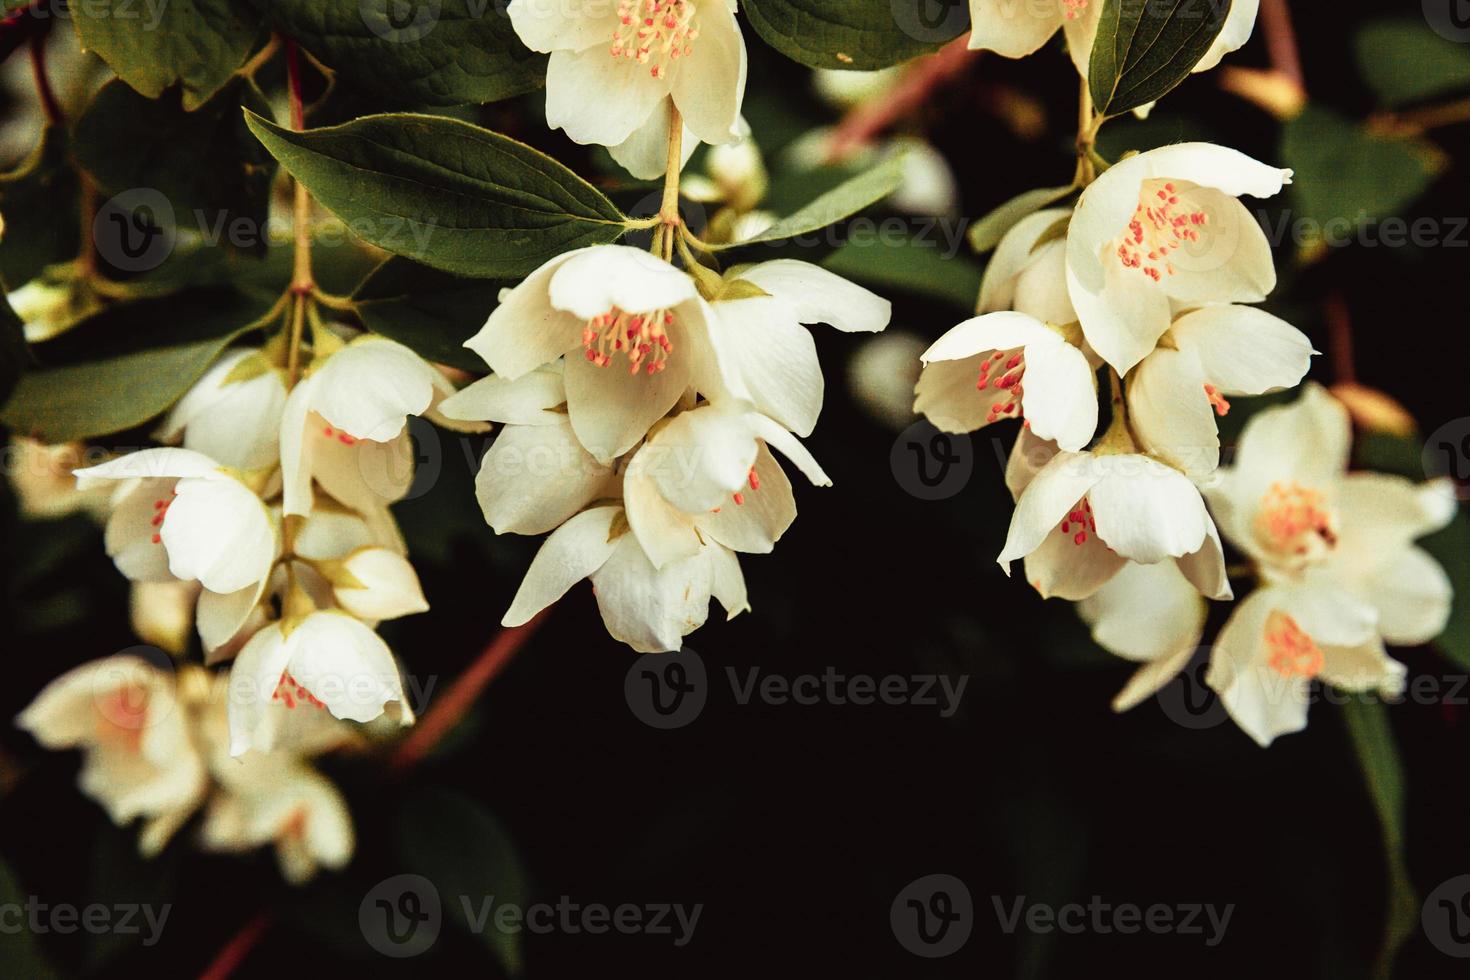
(28, 28, 61, 127)
(285, 36, 305, 132)
(1260, 0, 1305, 93)
(1324, 292, 1355, 384)
(198, 912, 272, 980)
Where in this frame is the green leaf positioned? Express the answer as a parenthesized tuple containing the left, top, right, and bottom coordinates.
(741, 0, 968, 70)
(0, 286, 275, 442)
(0, 285, 27, 405)
(394, 787, 530, 976)
(968, 184, 1075, 254)
(1356, 18, 1470, 108)
(261, 0, 545, 107)
(821, 237, 982, 311)
(0, 856, 59, 979)
(1341, 699, 1417, 980)
(0, 126, 81, 286)
(353, 257, 506, 372)
(1422, 513, 1470, 671)
(1089, 0, 1232, 117)
(73, 77, 278, 257)
(70, 0, 260, 110)
(245, 111, 629, 278)
(1279, 107, 1440, 257)
(711, 152, 906, 250)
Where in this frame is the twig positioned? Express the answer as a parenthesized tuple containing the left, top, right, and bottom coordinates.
(1324, 292, 1355, 384)
(1260, 0, 1305, 94)
(198, 912, 273, 980)
(28, 27, 61, 127)
(824, 34, 979, 162)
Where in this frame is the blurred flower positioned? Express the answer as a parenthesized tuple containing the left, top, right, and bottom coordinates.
(1077, 560, 1207, 711)
(847, 330, 925, 431)
(130, 581, 201, 657)
(5, 437, 111, 521)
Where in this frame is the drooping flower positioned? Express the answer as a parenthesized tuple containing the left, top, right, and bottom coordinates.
(507, 0, 747, 178)
(914, 311, 1097, 452)
(155, 347, 288, 471)
(977, 207, 1077, 326)
(1127, 304, 1315, 479)
(1077, 560, 1208, 712)
(1065, 143, 1292, 373)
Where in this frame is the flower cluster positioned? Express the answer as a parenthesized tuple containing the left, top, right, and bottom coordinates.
(442, 245, 890, 651)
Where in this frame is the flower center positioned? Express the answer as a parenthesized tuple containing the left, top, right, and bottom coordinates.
(1204, 383, 1231, 417)
(95, 685, 149, 749)
(977, 350, 1025, 424)
(1263, 610, 1324, 679)
(1060, 498, 1096, 547)
(322, 425, 359, 446)
(611, 0, 698, 80)
(1254, 480, 1337, 563)
(273, 671, 326, 710)
(711, 468, 760, 512)
(583, 307, 675, 376)
(149, 493, 176, 545)
(1063, 0, 1089, 20)
(1114, 181, 1208, 282)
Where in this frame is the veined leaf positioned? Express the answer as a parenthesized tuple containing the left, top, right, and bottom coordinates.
(261, 0, 545, 107)
(742, 0, 968, 70)
(353, 257, 507, 373)
(1089, 0, 1232, 117)
(245, 111, 629, 278)
(711, 152, 906, 250)
(71, 0, 259, 110)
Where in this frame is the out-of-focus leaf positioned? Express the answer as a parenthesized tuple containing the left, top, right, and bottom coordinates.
(1279, 107, 1440, 258)
(1422, 513, 1470, 671)
(0, 855, 59, 978)
(1, 285, 26, 404)
(1341, 699, 1416, 980)
(71, 0, 258, 109)
(1089, 0, 1231, 116)
(712, 153, 906, 250)
(261, 0, 545, 106)
(0, 126, 80, 286)
(353, 257, 507, 373)
(822, 237, 982, 311)
(968, 184, 1074, 255)
(394, 787, 530, 975)
(245, 111, 629, 278)
(0, 287, 276, 441)
(742, 0, 967, 70)
(80, 817, 182, 970)
(1355, 19, 1470, 107)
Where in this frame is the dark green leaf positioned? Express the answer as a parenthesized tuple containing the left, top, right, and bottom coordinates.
(1341, 699, 1416, 980)
(1356, 19, 1470, 108)
(394, 787, 530, 975)
(1422, 513, 1470, 672)
(261, 0, 544, 107)
(0, 284, 26, 404)
(742, 0, 968, 70)
(1089, 0, 1232, 117)
(74, 77, 278, 258)
(245, 111, 629, 278)
(1279, 107, 1440, 258)
(0, 126, 81, 286)
(0, 856, 59, 979)
(0, 286, 276, 442)
(353, 257, 506, 372)
(822, 237, 982, 311)
(70, 0, 260, 109)
(711, 152, 906, 250)
(968, 184, 1075, 254)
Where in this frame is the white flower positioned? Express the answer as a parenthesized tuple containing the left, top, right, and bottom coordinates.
(1078, 560, 1207, 712)
(1065, 143, 1292, 373)
(155, 348, 288, 471)
(624, 401, 829, 567)
(967, 0, 1259, 77)
(464, 245, 729, 463)
(915, 311, 1097, 451)
(280, 336, 471, 518)
(503, 503, 748, 653)
(999, 436, 1230, 601)
(706, 260, 891, 437)
(199, 757, 353, 885)
(848, 331, 926, 431)
(978, 207, 1076, 326)
(5, 438, 111, 521)
(322, 547, 430, 622)
(227, 611, 414, 757)
(508, 0, 747, 178)
(1127, 305, 1314, 479)
(130, 581, 202, 656)
(16, 656, 208, 855)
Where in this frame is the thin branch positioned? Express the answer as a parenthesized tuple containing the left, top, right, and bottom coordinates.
(1324, 291, 1355, 385)
(28, 28, 61, 127)
(824, 34, 979, 162)
(198, 912, 273, 980)
(1260, 0, 1305, 94)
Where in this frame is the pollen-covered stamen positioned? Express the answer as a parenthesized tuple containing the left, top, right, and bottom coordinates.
(272, 671, 327, 711)
(1062, 0, 1089, 20)
(1059, 498, 1097, 547)
(1204, 383, 1231, 417)
(322, 425, 358, 446)
(1114, 181, 1209, 282)
(731, 467, 759, 507)
(1263, 610, 1324, 679)
(978, 350, 1026, 424)
(95, 685, 149, 749)
(611, 0, 699, 79)
(1255, 480, 1338, 560)
(583, 306, 675, 376)
(149, 491, 177, 544)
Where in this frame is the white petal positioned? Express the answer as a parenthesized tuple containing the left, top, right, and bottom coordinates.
(749, 413, 832, 488)
(1359, 547, 1453, 647)
(228, 625, 294, 757)
(312, 338, 438, 442)
(502, 505, 621, 627)
(75, 446, 221, 485)
(609, 100, 698, 179)
(590, 533, 713, 653)
(1016, 333, 1097, 452)
(1088, 456, 1210, 563)
(734, 260, 892, 333)
(998, 451, 1106, 568)
(920, 311, 1053, 364)
(706, 296, 823, 436)
(1228, 383, 1350, 508)
(437, 370, 566, 426)
(312, 426, 416, 514)
(1022, 521, 1127, 600)
(914, 353, 999, 434)
(1175, 520, 1233, 601)
(475, 419, 613, 535)
(1193, 0, 1260, 72)
(1077, 561, 1207, 707)
(624, 465, 704, 568)
(105, 480, 181, 582)
(334, 548, 430, 621)
(669, 0, 747, 145)
(506, 0, 613, 52)
(563, 341, 691, 463)
(549, 246, 698, 321)
(978, 207, 1071, 314)
(544, 46, 670, 148)
(1126, 346, 1221, 479)
(706, 542, 750, 619)
(286, 612, 409, 725)
(643, 403, 761, 513)
(1158, 192, 1277, 306)
(464, 250, 585, 379)
(697, 443, 797, 555)
(1067, 254, 1174, 375)
(197, 577, 269, 654)
(1206, 590, 1310, 747)
(967, 0, 1063, 55)
(161, 476, 277, 594)
(1171, 305, 1315, 395)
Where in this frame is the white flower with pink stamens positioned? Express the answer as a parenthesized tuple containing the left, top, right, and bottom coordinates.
(1065, 143, 1292, 374)
(508, 0, 747, 178)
